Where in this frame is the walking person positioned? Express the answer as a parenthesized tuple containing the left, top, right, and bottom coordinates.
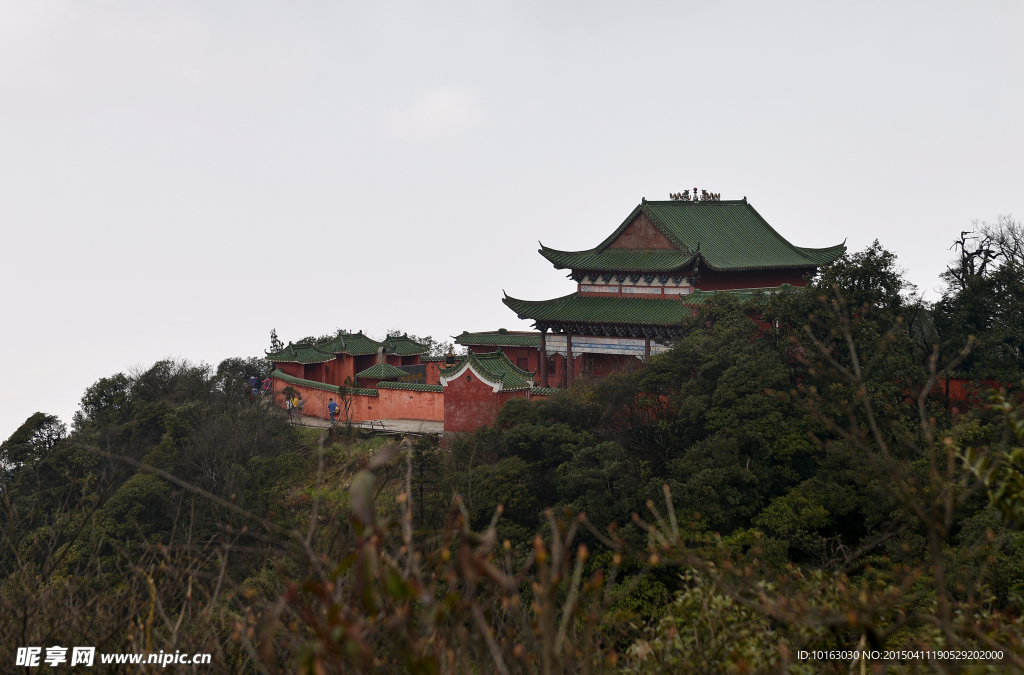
(327, 398, 338, 425)
(296, 394, 305, 421)
(285, 395, 293, 421)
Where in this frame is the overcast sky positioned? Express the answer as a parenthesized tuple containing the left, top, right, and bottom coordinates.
(1, 1, 1022, 439)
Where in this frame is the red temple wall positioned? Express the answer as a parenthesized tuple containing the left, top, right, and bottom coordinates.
(323, 362, 338, 386)
(271, 371, 556, 432)
(337, 355, 358, 386)
(302, 363, 324, 381)
(444, 372, 500, 433)
(587, 354, 641, 378)
(277, 362, 302, 377)
(425, 361, 444, 385)
(272, 378, 377, 422)
(497, 390, 530, 409)
(354, 354, 377, 375)
(940, 378, 1001, 407)
(271, 378, 441, 423)
(379, 387, 444, 421)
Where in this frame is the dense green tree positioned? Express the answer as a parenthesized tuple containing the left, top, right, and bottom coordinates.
(933, 217, 1024, 381)
(0, 412, 65, 466)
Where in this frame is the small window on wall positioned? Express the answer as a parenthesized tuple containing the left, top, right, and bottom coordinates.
(546, 356, 556, 373)
(517, 358, 528, 370)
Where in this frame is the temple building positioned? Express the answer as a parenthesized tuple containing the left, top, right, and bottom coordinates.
(438, 350, 555, 432)
(501, 195, 845, 386)
(267, 332, 443, 388)
(264, 192, 846, 430)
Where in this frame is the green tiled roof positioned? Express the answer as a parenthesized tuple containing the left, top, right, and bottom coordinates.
(355, 363, 408, 379)
(455, 330, 541, 347)
(504, 293, 690, 326)
(441, 350, 536, 391)
(266, 342, 335, 364)
(271, 370, 378, 396)
(376, 381, 444, 393)
(420, 355, 447, 362)
(539, 248, 697, 273)
(539, 200, 845, 273)
(268, 331, 382, 362)
(503, 288, 788, 326)
(318, 331, 383, 356)
(530, 387, 559, 396)
(382, 334, 430, 356)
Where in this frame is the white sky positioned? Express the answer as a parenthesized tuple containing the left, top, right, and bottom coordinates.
(1, 1, 1022, 439)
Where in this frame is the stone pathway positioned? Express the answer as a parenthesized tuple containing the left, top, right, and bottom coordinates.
(294, 416, 443, 435)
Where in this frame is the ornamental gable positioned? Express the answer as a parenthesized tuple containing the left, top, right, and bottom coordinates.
(607, 212, 677, 250)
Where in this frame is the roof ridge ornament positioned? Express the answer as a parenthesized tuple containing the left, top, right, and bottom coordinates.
(669, 188, 721, 202)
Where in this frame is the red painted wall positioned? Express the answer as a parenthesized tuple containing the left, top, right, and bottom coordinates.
(270, 371, 552, 432)
(940, 378, 1001, 407)
(271, 378, 442, 423)
(497, 390, 530, 409)
(272, 378, 379, 422)
(424, 360, 445, 385)
(587, 354, 641, 378)
(302, 363, 325, 381)
(324, 354, 359, 387)
(354, 354, 377, 375)
(444, 371, 501, 433)
(379, 387, 444, 421)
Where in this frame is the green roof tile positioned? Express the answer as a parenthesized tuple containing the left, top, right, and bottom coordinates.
(355, 362, 408, 379)
(503, 293, 690, 326)
(268, 331, 382, 361)
(382, 334, 430, 356)
(266, 342, 335, 364)
(530, 387, 559, 396)
(271, 369, 378, 396)
(440, 350, 536, 391)
(318, 331, 383, 356)
(376, 381, 444, 392)
(539, 248, 697, 273)
(503, 288, 788, 326)
(540, 200, 845, 273)
(421, 355, 447, 362)
(455, 331, 541, 347)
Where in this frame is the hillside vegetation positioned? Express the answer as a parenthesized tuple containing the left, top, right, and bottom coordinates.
(3, 225, 1024, 674)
